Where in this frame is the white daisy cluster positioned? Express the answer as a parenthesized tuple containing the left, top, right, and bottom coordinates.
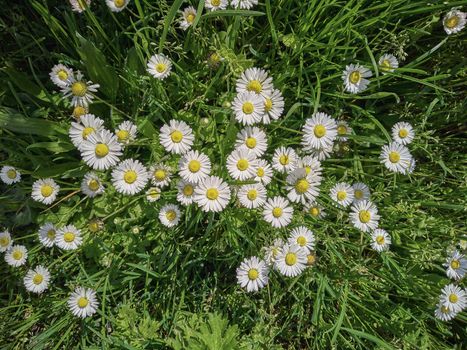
(380, 121, 416, 175)
(69, 0, 131, 13)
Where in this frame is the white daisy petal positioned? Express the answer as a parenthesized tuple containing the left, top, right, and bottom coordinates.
(147, 54, 172, 80)
(55, 225, 83, 251)
(159, 119, 194, 154)
(0, 166, 21, 184)
(232, 91, 265, 125)
(38, 223, 57, 248)
(193, 175, 231, 212)
(329, 182, 354, 207)
(274, 243, 307, 277)
(159, 204, 182, 227)
(370, 229, 391, 252)
(31, 178, 60, 205)
(111, 159, 150, 195)
(178, 150, 211, 184)
(80, 129, 123, 171)
(68, 287, 99, 318)
(380, 142, 413, 174)
(24, 265, 51, 294)
(391, 122, 414, 145)
(262, 196, 293, 228)
(236, 256, 269, 292)
(350, 200, 380, 233)
(342, 63, 372, 94)
(5, 245, 28, 267)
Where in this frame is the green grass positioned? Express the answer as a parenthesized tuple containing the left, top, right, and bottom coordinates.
(0, 0, 466, 348)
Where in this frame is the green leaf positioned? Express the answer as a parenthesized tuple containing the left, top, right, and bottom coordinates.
(159, 0, 185, 52)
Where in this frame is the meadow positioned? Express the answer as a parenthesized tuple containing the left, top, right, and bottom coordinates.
(0, 0, 466, 349)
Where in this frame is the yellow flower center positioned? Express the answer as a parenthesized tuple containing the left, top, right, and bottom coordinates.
(12, 250, 23, 260)
(166, 210, 177, 221)
(376, 235, 385, 245)
(242, 102, 254, 114)
(279, 155, 289, 165)
(389, 151, 400, 163)
(248, 268, 259, 280)
(285, 253, 297, 266)
(264, 98, 273, 112)
(114, 0, 125, 7)
(64, 232, 75, 243)
(47, 230, 56, 239)
(186, 13, 195, 23)
(211, 0, 221, 6)
(237, 159, 249, 171)
(295, 179, 309, 194)
(57, 70, 68, 81)
(33, 274, 43, 285)
(188, 160, 201, 172)
(209, 52, 221, 64)
(88, 179, 100, 191)
(88, 221, 101, 232)
(359, 210, 371, 223)
(170, 130, 183, 143)
(349, 71, 361, 84)
(183, 185, 194, 196)
(247, 189, 257, 200)
(310, 207, 320, 217)
(0, 237, 9, 247)
(337, 125, 347, 135)
(307, 254, 316, 266)
(272, 207, 282, 218)
(6, 169, 17, 179)
(314, 125, 326, 138)
(206, 188, 219, 200)
(73, 106, 87, 119)
(246, 80, 262, 93)
(71, 81, 87, 97)
(41, 185, 54, 197)
(155, 63, 167, 73)
(398, 129, 408, 138)
(78, 297, 89, 308)
(336, 191, 347, 201)
(154, 170, 166, 181)
(82, 127, 95, 139)
(305, 166, 311, 175)
(117, 129, 130, 142)
(297, 236, 307, 246)
(245, 137, 257, 148)
(449, 294, 458, 303)
(354, 189, 363, 199)
(446, 15, 459, 29)
(95, 143, 109, 157)
(441, 305, 449, 313)
(450, 260, 460, 269)
(380, 59, 392, 71)
(124, 170, 137, 184)
(257, 167, 264, 177)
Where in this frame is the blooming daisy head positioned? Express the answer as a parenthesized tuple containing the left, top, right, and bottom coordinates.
(115, 121, 137, 145)
(336, 120, 352, 142)
(262, 89, 285, 124)
(443, 9, 466, 35)
(160, 119, 194, 154)
(178, 150, 211, 184)
(235, 126, 268, 157)
(352, 182, 370, 203)
(150, 163, 172, 188)
(350, 200, 380, 233)
(68, 287, 99, 318)
(231, 0, 259, 11)
(69, 114, 105, 150)
(236, 256, 269, 292)
(81, 172, 105, 198)
(61, 71, 99, 107)
(69, 0, 91, 13)
(263, 196, 294, 228)
(342, 63, 372, 94)
(272, 146, 298, 173)
(0, 165, 21, 184)
(0, 230, 13, 252)
(288, 226, 315, 254)
(286, 168, 321, 204)
(56, 225, 83, 251)
(179, 6, 197, 30)
(80, 129, 122, 171)
(111, 159, 149, 195)
(205, 0, 228, 11)
(71, 105, 88, 120)
(370, 229, 391, 252)
(24, 265, 51, 294)
(147, 53, 172, 80)
(391, 122, 414, 145)
(378, 54, 399, 74)
(237, 183, 267, 209)
(440, 284, 467, 313)
(88, 218, 104, 233)
(176, 180, 196, 206)
(206, 51, 224, 69)
(146, 187, 161, 203)
(435, 301, 458, 322)
(159, 204, 182, 228)
(49, 64, 73, 88)
(302, 112, 338, 150)
(5, 245, 28, 267)
(236, 67, 273, 96)
(226, 148, 259, 181)
(38, 223, 57, 248)
(274, 243, 307, 277)
(444, 250, 467, 281)
(330, 182, 354, 207)
(262, 238, 285, 266)
(193, 175, 231, 212)
(232, 91, 265, 125)
(380, 142, 412, 174)
(31, 178, 60, 205)
(255, 159, 273, 186)
(106, 0, 129, 12)
(306, 251, 318, 267)
(305, 202, 326, 219)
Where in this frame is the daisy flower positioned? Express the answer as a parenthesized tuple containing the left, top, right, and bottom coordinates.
(329, 182, 354, 207)
(263, 196, 294, 228)
(61, 71, 99, 107)
(159, 204, 182, 228)
(5, 245, 28, 267)
(352, 182, 370, 203)
(232, 91, 265, 125)
(336, 120, 352, 142)
(305, 202, 326, 219)
(80, 129, 122, 171)
(272, 146, 298, 173)
(111, 159, 149, 195)
(106, 0, 129, 12)
(205, 0, 227, 11)
(31, 178, 60, 205)
(179, 6, 197, 30)
(378, 54, 399, 74)
(255, 159, 273, 186)
(444, 250, 467, 281)
(146, 187, 161, 202)
(308, 144, 334, 161)
(0, 165, 21, 184)
(23, 266, 51, 294)
(231, 0, 258, 11)
(206, 51, 224, 68)
(298, 156, 322, 177)
(49, 64, 73, 88)
(302, 112, 338, 150)
(286, 168, 321, 205)
(160, 119, 194, 154)
(288, 226, 315, 254)
(306, 251, 318, 267)
(177, 180, 196, 206)
(235, 126, 268, 157)
(71, 105, 88, 120)
(262, 238, 285, 266)
(69, 114, 105, 150)
(262, 89, 285, 124)
(370, 229, 391, 252)
(55, 225, 83, 251)
(0, 230, 13, 252)
(435, 301, 458, 322)
(38, 223, 57, 248)
(391, 122, 414, 145)
(350, 200, 380, 233)
(342, 63, 372, 94)
(150, 164, 172, 188)
(236, 67, 273, 95)
(274, 243, 307, 277)
(440, 284, 467, 313)
(68, 287, 99, 318)
(69, 0, 91, 13)
(115, 120, 137, 145)
(443, 9, 466, 35)
(226, 148, 259, 181)
(380, 142, 412, 174)
(178, 150, 211, 184)
(236, 256, 269, 292)
(193, 175, 231, 212)
(88, 218, 104, 233)
(81, 172, 105, 198)
(237, 183, 267, 209)
(147, 54, 172, 80)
